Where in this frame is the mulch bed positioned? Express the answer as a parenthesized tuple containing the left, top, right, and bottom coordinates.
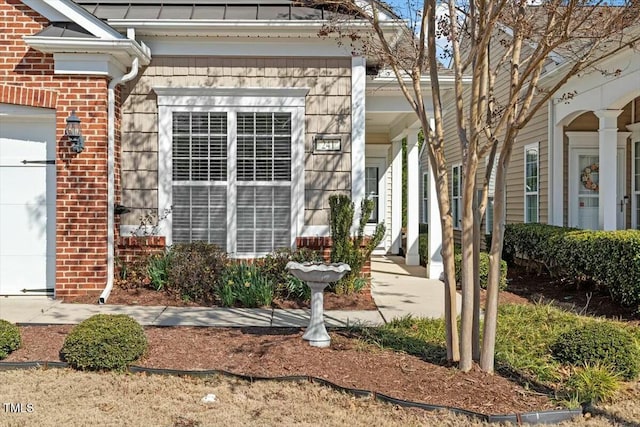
(63, 285, 378, 311)
(7, 264, 638, 416)
(4, 325, 555, 416)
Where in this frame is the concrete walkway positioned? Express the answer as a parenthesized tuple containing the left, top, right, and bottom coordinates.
(0, 256, 460, 327)
(371, 256, 462, 322)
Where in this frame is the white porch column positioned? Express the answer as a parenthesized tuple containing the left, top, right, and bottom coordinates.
(550, 102, 565, 226)
(427, 159, 443, 279)
(406, 130, 420, 265)
(390, 138, 403, 254)
(595, 109, 623, 230)
(351, 56, 366, 227)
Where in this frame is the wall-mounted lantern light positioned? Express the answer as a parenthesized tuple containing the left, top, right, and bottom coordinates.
(65, 110, 85, 153)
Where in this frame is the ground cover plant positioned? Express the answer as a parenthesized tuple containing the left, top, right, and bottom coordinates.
(346, 303, 640, 406)
(0, 319, 21, 359)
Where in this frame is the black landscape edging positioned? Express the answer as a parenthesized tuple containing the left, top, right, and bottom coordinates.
(0, 361, 584, 425)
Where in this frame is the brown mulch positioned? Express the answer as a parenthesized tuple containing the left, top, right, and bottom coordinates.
(4, 325, 555, 416)
(63, 285, 377, 311)
(8, 265, 638, 416)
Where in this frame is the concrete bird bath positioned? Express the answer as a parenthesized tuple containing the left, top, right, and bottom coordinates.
(285, 261, 351, 348)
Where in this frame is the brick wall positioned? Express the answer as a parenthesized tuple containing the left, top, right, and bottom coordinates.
(296, 236, 371, 279)
(116, 236, 166, 266)
(1, 0, 112, 297)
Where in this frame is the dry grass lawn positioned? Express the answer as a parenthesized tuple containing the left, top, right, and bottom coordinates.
(0, 369, 638, 426)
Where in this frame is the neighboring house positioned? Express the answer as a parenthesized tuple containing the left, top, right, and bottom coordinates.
(420, 24, 640, 277)
(0, 0, 433, 300)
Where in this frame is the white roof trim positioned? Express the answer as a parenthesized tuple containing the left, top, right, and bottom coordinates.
(105, 19, 399, 38)
(23, 36, 152, 66)
(22, 0, 124, 40)
(154, 87, 310, 104)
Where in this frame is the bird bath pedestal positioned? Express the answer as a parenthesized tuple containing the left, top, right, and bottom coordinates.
(285, 261, 351, 348)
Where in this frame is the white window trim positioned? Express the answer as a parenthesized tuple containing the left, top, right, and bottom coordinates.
(156, 87, 307, 255)
(524, 142, 539, 223)
(422, 171, 429, 224)
(452, 164, 462, 230)
(629, 123, 640, 229)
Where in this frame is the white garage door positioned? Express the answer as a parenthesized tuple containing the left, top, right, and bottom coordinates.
(0, 104, 56, 296)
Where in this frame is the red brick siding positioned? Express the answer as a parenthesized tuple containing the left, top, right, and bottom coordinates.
(1, 0, 112, 297)
(116, 236, 166, 266)
(296, 236, 371, 278)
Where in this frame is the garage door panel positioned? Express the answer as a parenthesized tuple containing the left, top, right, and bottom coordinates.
(0, 108, 55, 295)
(0, 255, 49, 294)
(0, 205, 48, 255)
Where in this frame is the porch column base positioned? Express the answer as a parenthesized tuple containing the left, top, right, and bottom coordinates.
(427, 260, 444, 280)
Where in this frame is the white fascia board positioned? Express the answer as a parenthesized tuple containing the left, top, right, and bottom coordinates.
(21, 0, 67, 21)
(154, 87, 310, 107)
(106, 19, 397, 36)
(23, 37, 152, 69)
(142, 36, 353, 57)
(23, 0, 123, 40)
(367, 74, 467, 91)
(53, 53, 125, 76)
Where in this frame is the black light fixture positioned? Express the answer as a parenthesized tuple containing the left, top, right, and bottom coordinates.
(65, 110, 85, 153)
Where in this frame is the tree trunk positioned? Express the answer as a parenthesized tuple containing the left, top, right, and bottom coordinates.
(480, 158, 507, 373)
(434, 171, 460, 363)
(459, 152, 478, 372)
(472, 195, 482, 362)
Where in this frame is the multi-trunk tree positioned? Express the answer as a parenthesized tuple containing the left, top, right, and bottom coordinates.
(316, 0, 640, 372)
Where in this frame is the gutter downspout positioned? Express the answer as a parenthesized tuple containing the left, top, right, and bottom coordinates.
(99, 55, 139, 304)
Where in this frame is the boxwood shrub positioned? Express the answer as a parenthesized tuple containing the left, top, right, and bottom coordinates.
(504, 223, 640, 307)
(551, 322, 640, 380)
(62, 314, 147, 371)
(0, 319, 21, 359)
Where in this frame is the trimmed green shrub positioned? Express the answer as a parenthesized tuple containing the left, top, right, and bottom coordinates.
(454, 252, 508, 290)
(260, 248, 322, 301)
(0, 319, 21, 359)
(564, 363, 621, 404)
(551, 322, 640, 380)
(218, 262, 274, 308)
(165, 242, 228, 304)
(62, 314, 147, 371)
(329, 195, 385, 294)
(503, 224, 640, 307)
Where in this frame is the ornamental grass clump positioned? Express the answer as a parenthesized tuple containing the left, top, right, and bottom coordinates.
(564, 363, 621, 405)
(0, 319, 21, 359)
(61, 314, 147, 371)
(551, 322, 640, 380)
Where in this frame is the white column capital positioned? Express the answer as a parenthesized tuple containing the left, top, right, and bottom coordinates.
(594, 109, 623, 129)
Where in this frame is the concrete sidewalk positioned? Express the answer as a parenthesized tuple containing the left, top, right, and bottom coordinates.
(371, 256, 462, 322)
(0, 256, 459, 327)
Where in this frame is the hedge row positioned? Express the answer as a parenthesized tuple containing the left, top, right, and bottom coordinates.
(504, 223, 640, 307)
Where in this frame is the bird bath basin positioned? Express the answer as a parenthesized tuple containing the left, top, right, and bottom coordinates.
(285, 261, 351, 348)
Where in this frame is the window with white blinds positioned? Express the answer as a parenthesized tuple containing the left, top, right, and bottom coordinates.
(172, 112, 228, 249)
(171, 111, 292, 256)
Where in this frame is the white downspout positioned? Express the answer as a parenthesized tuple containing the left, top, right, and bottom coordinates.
(99, 55, 139, 304)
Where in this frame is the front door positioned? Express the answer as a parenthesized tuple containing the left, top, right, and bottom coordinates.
(569, 148, 625, 229)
